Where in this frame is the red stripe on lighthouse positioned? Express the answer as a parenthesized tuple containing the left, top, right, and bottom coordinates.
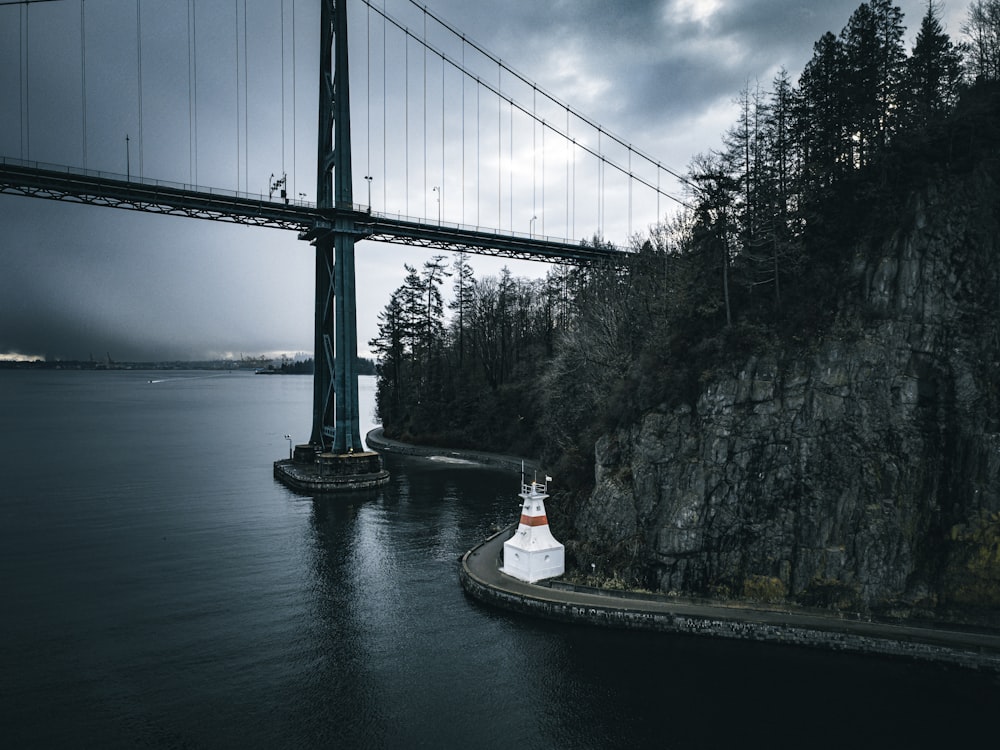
(519, 514, 549, 527)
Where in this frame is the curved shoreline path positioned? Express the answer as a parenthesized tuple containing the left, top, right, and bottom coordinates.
(366, 427, 541, 474)
(367, 429, 1000, 673)
(461, 530, 1000, 673)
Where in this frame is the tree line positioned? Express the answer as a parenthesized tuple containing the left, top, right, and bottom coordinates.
(370, 1, 1000, 483)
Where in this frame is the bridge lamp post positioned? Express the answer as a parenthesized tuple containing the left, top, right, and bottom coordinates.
(432, 185, 441, 224)
(530, 215, 537, 236)
(284, 433, 293, 459)
(364, 175, 373, 211)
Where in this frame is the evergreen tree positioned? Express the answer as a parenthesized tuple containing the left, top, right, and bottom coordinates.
(840, 0, 907, 166)
(448, 252, 476, 367)
(753, 68, 801, 311)
(798, 31, 849, 189)
(906, 1, 964, 130)
(689, 152, 738, 328)
(417, 255, 450, 365)
(369, 290, 408, 427)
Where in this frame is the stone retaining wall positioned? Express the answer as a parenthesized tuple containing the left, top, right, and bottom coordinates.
(459, 540, 1000, 674)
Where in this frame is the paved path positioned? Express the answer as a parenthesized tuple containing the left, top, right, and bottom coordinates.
(366, 427, 541, 474)
(463, 528, 1000, 666)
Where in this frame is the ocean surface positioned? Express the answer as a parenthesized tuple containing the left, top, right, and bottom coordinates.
(1, 369, 997, 748)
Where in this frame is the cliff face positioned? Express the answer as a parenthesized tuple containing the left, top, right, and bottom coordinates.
(573, 165, 1000, 620)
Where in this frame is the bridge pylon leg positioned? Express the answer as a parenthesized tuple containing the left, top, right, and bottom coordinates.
(273, 0, 388, 492)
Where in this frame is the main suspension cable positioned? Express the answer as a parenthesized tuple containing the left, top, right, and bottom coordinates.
(361, 0, 692, 209)
(401, 0, 695, 195)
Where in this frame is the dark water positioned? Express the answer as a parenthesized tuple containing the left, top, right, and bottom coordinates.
(1, 370, 997, 748)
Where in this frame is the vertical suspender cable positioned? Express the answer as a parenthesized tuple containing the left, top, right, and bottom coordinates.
(193, 0, 198, 185)
(136, 0, 143, 178)
(188, 0, 192, 183)
(382, 2, 386, 210)
(461, 36, 465, 225)
(292, 0, 296, 199)
(189, 0, 198, 185)
(476, 75, 480, 227)
(365, 0, 372, 200)
(405, 32, 409, 216)
(508, 97, 512, 231)
(597, 129, 602, 238)
(19, 4, 25, 159)
(565, 108, 570, 239)
(366, 0, 370, 199)
(27, 5, 31, 158)
(235, 0, 240, 191)
(657, 165, 661, 222)
(572, 136, 576, 240)
(440, 52, 445, 222)
(81, 0, 86, 169)
(282, 0, 286, 176)
(423, 9, 427, 220)
(243, 0, 248, 193)
(135, 0, 143, 180)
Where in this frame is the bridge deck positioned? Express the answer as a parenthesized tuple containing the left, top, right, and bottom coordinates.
(1, 159, 627, 265)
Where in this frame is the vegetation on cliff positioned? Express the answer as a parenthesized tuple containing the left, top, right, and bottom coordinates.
(371, 2, 1000, 620)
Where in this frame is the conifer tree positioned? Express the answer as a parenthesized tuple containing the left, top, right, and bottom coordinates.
(906, 1, 963, 129)
(798, 31, 849, 188)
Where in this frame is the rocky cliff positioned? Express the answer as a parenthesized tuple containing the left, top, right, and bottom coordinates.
(571, 163, 1000, 622)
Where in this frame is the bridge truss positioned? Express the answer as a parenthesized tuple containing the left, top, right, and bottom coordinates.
(0, 158, 623, 266)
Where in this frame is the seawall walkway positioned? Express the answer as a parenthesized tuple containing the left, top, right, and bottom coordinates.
(365, 428, 540, 474)
(461, 529, 1000, 673)
(367, 429, 1000, 673)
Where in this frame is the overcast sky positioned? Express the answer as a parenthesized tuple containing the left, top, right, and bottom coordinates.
(0, 0, 970, 363)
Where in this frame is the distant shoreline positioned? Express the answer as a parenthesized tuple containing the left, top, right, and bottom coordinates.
(0, 358, 376, 375)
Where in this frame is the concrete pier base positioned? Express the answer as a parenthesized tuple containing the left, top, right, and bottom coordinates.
(274, 445, 390, 493)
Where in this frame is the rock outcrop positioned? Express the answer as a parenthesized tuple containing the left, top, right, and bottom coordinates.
(573, 165, 1000, 621)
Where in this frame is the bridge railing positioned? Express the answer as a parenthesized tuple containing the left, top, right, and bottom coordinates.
(0, 155, 319, 210)
(363, 206, 618, 253)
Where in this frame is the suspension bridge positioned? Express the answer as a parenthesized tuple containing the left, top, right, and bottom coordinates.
(0, 0, 690, 488)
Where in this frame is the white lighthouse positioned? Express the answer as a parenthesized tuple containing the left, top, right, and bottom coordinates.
(500, 476, 565, 583)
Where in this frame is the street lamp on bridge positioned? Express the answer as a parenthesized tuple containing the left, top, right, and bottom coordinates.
(364, 175, 373, 212)
(432, 185, 441, 224)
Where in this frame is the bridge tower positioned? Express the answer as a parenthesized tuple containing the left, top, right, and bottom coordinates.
(276, 0, 388, 492)
(312, 0, 360, 454)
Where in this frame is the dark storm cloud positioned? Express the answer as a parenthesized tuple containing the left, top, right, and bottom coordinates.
(436, 0, 962, 141)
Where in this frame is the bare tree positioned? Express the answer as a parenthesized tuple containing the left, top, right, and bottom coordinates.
(963, 0, 1000, 80)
